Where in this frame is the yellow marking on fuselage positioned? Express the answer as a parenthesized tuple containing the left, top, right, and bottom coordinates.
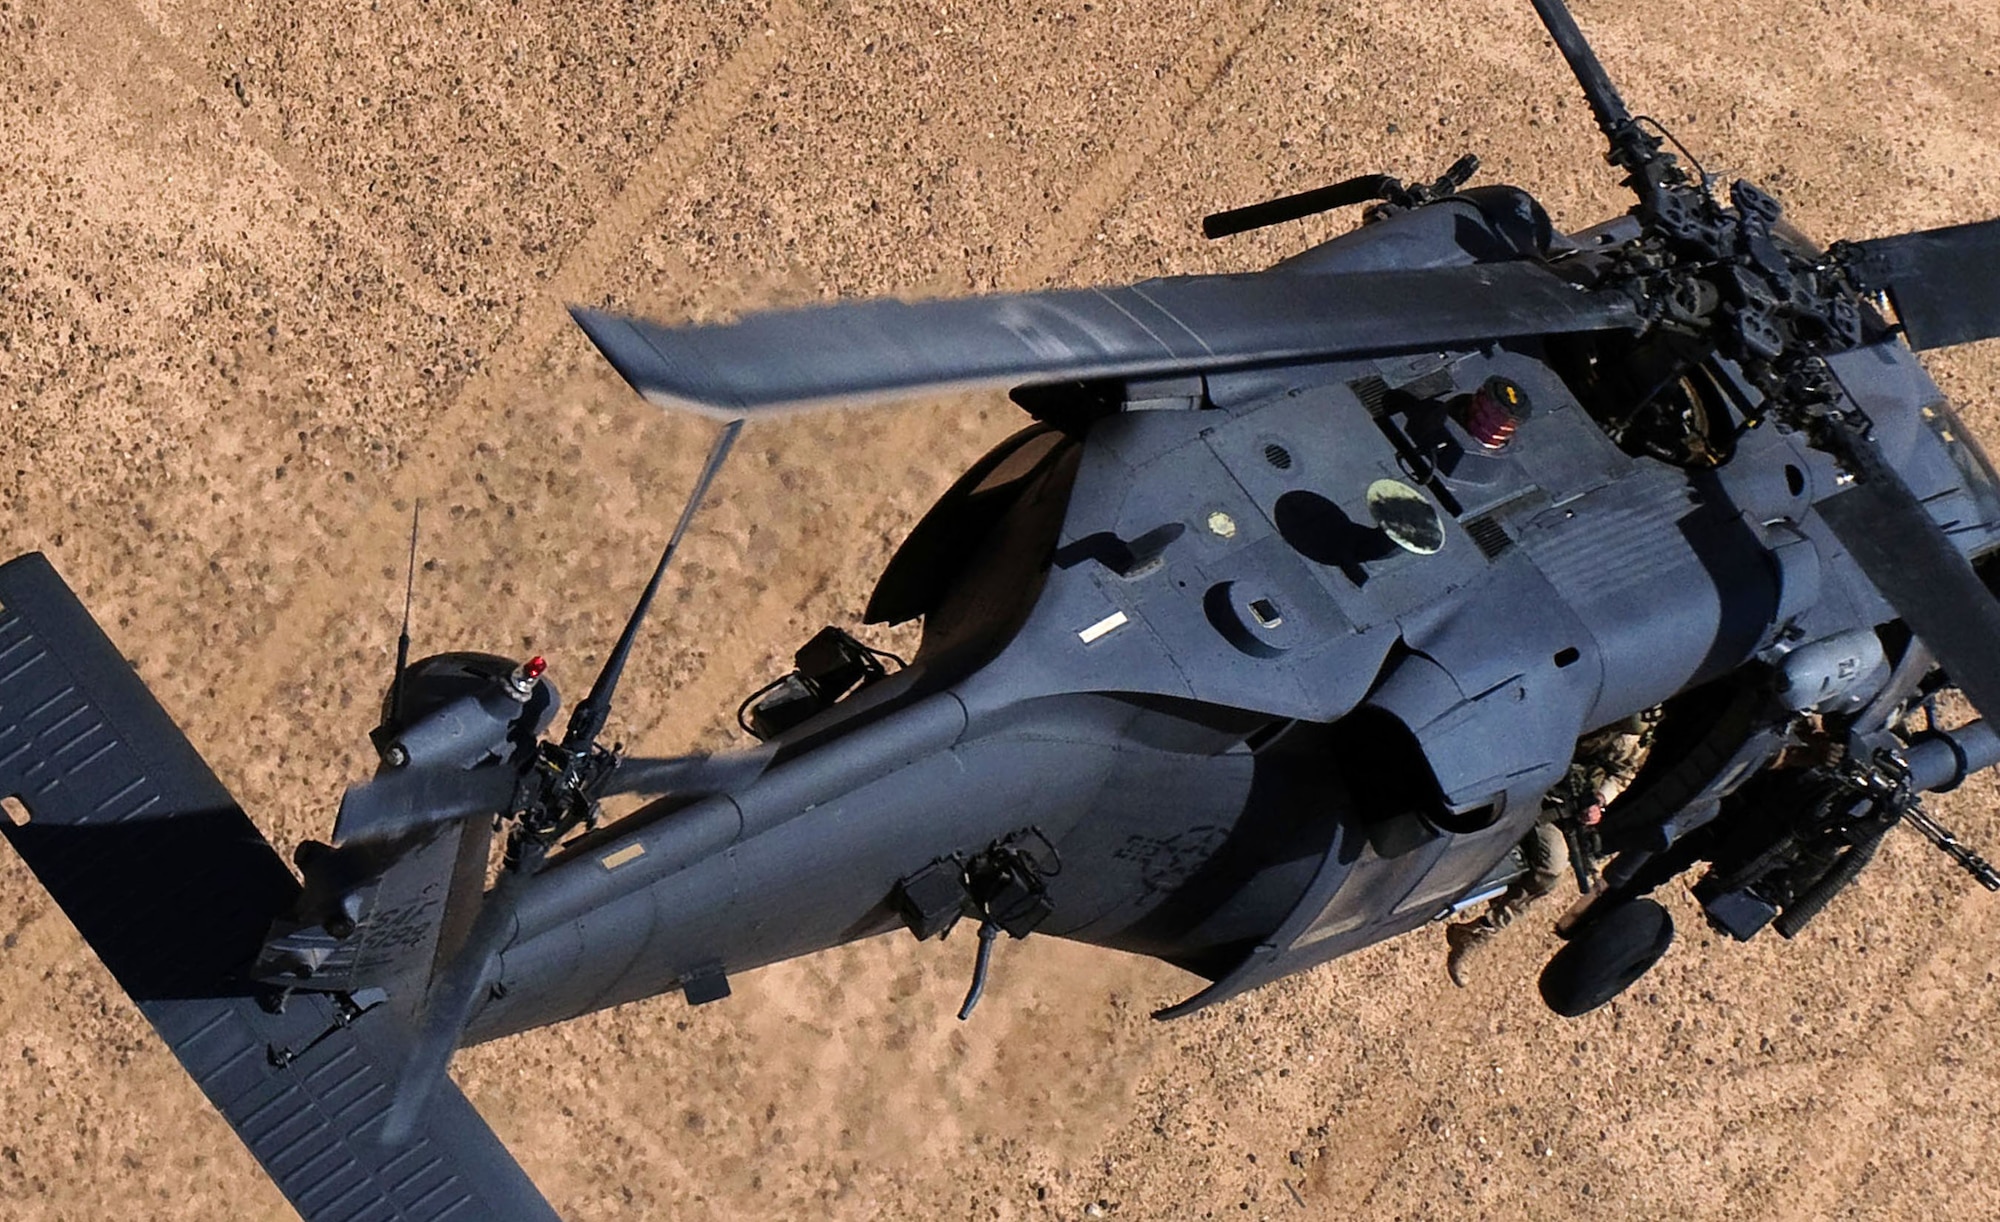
(601, 843, 647, 870)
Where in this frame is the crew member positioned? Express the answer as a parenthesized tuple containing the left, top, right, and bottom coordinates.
(1444, 713, 1651, 986)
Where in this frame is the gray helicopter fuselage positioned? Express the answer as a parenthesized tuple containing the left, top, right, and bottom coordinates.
(467, 195, 2000, 1041)
(12, 2, 2000, 1214)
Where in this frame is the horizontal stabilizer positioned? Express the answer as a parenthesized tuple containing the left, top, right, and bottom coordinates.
(1849, 217, 2000, 351)
(0, 552, 560, 1222)
(572, 261, 1638, 417)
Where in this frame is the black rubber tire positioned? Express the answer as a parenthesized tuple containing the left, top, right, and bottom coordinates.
(1538, 897, 1674, 1017)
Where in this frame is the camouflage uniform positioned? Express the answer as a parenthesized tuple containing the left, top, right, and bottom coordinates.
(1444, 715, 1649, 986)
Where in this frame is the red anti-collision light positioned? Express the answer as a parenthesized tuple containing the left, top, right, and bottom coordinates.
(523, 656, 547, 681)
(1461, 377, 1528, 450)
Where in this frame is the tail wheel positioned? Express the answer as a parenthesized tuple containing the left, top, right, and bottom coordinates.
(1538, 897, 1674, 1017)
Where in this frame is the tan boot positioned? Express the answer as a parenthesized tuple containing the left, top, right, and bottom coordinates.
(1444, 919, 1496, 988)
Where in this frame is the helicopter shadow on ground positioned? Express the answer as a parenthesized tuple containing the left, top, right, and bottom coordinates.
(1, 809, 296, 1002)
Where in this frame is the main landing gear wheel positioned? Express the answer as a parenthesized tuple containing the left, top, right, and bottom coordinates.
(1539, 897, 1674, 1017)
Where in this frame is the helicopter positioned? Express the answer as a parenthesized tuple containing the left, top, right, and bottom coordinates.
(4, 0, 2000, 1218)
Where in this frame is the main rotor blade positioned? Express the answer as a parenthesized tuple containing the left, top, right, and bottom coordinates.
(1847, 217, 2000, 351)
(1817, 416, 2000, 723)
(571, 262, 1639, 418)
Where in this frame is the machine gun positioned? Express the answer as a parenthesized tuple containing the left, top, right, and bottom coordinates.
(1688, 724, 2000, 944)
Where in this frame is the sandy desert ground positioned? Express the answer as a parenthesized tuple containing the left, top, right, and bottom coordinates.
(4, 0, 2000, 1217)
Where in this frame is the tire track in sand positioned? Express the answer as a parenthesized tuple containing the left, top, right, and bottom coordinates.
(244, 1, 807, 671)
(66, 0, 456, 320)
(449, 0, 1273, 430)
(1770, 865, 2000, 1221)
(40, 0, 805, 735)
(1010, 0, 1275, 291)
(65, 0, 799, 408)
(1316, 840, 2000, 1216)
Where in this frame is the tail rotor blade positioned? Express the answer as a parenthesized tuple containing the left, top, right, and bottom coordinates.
(335, 746, 772, 844)
(1527, 0, 1638, 147)
(333, 764, 521, 843)
(380, 849, 538, 1145)
(565, 418, 744, 752)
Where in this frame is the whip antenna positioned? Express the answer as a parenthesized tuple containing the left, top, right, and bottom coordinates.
(389, 500, 422, 727)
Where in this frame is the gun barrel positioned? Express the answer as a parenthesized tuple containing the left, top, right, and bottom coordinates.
(1903, 804, 2000, 891)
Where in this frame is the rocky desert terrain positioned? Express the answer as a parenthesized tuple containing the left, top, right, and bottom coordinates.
(3, 0, 1999, 1217)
